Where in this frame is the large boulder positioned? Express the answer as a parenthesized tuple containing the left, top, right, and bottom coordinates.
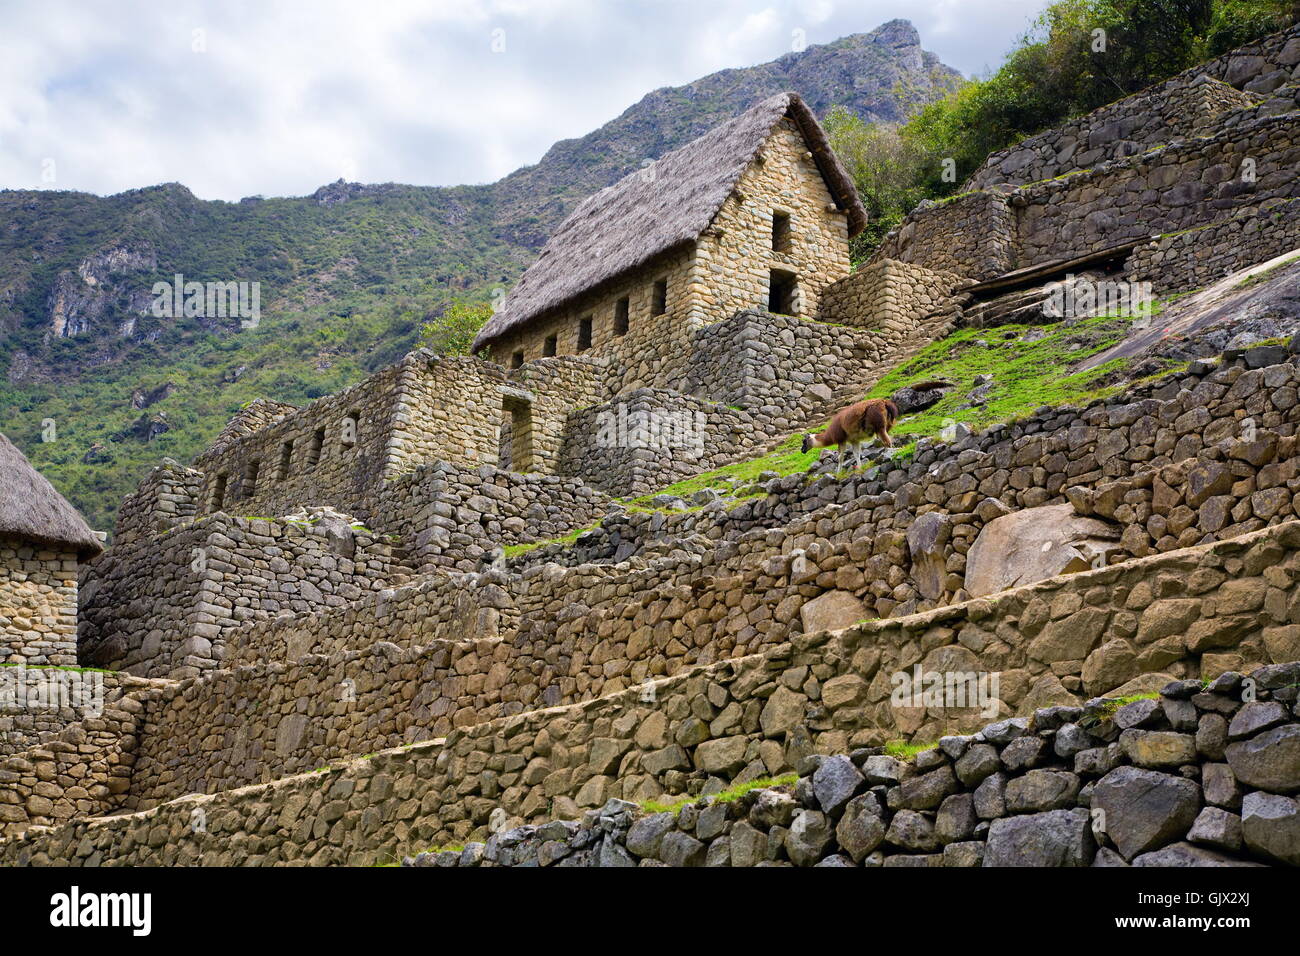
(965, 504, 1122, 597)
(799, 590, 869, 634)
(1091, 766, 1201, 861)
(906, 512, 952, 600)
(983, 808, 1093, 866)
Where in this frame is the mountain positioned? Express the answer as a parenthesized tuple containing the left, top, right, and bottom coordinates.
(0, 19, 961, 532)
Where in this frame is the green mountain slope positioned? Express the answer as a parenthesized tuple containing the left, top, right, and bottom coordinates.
(0, 19, 961, 532)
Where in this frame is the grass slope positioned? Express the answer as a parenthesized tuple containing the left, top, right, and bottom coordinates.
(630, 311, 1162, 504)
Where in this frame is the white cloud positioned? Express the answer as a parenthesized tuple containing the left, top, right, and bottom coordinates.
(0, 0, 1052, 200)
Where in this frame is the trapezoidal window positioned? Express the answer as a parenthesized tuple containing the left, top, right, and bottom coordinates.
(543, 335, 557, 357)
(276, 440, 293, 480)
(503, 395, 534, 473)
(307, 427, 325, 469)
(651, 279, 667, 316)
(511, 350, 525, 369)
(613, 297, 630, 336)
(577, 316, 593, 351)
(211, 473, 228, 512)
(768, 269, 797, 315)
(772, 210, 792, 252)
(243, 459, 260, 498)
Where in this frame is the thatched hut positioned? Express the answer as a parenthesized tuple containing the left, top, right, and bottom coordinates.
(0, 432, 102, 666)
(473, 91, 866, 367)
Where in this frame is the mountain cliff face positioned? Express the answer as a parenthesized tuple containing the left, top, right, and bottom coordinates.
(0, 19, 961, 531)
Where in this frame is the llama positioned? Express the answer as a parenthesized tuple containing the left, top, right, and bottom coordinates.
(801, 398, 899, 471)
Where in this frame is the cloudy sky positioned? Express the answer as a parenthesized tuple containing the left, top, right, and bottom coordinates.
(0, 0, 1049, 201)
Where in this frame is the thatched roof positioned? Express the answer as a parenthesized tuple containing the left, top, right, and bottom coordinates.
(474, 92, 866, 350)
(0, 433, 102, 555)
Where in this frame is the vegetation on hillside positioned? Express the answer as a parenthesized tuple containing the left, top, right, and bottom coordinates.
(418, 300, 494, 356)
(829, 0, 1298, 263)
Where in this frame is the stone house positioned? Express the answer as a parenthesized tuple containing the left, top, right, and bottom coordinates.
(0, 433, 103, 667)
(472, 92, 868, 370)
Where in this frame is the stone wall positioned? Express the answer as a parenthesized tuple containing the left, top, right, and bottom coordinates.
(35, 510, 1299, 824)
(0, 670, 166, 837)
(873, 191, 1018, 280)
(815, 258, 964, 331)
(371, 461, 612, 573)
(876, 61, 1300, 287)
(0, 537, 79, 667)
(509, 348, 1300, 633)
(501, 356, 606, 473)
(681, 310, 881, 414)
(0, 667, 154, 756)
(78, 512, 395, 679)
(406, 666, 1300, 868)
(1125, 195, 1300, 293)
(555, 388, 753, 496)
(963, 23, 1300, 192)
(191, 353, 510, 523)
(5, 628, 1297, 864)
(1015, 112, 1300, 267)
(110, 460, 202, 547)
(225, 570, 516, 667)
(965, 76, 1258, 191)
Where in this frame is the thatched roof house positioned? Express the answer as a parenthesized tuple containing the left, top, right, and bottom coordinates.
(474, 92, 866, 356)
(0, 432, 102, 555)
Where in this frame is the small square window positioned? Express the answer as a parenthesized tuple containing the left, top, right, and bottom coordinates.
(651, 279, 667, 316)
(543, 335, 557, 357)
(511, 350, 524, 369)
(614, 297, 630, 336)
(578, 316, 593, 351)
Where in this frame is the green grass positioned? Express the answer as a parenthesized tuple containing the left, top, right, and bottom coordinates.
(0, 661, 115, 675)
(861, 313, 1139, 441)
(640, 773, 798, 814)
(1236, 253, 1300, 290)
(630, 310, 1148, 505)
(502, 523, 599, 558)
(1080, 691, 1160, 728)
(884, 740, 938, 761)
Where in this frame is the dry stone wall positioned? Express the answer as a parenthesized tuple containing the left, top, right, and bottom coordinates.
(511, 349, 1300, 633)
(405, 667, 1300, 868)
(371, 461, 611, 574)
(874, 191, 1018, 280)
(78, 513, 394, 679)
(5, 628, 1298, 865)
(225, 570, 516, 667)
(0, 537, 79, 667)
(1125, 195, 1300, 293)
(814, 258, 964, 331)
(191, 354, 509, 524)
(964, 23, 1300, 192)
(109, 460, 201, 547)
(1015, 112, 1300, 267)
(31, 514, 1300, 823)
(556, 388, 752, 496)
(966, 76, 1259, 191)
(0, 671, 168, 837)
